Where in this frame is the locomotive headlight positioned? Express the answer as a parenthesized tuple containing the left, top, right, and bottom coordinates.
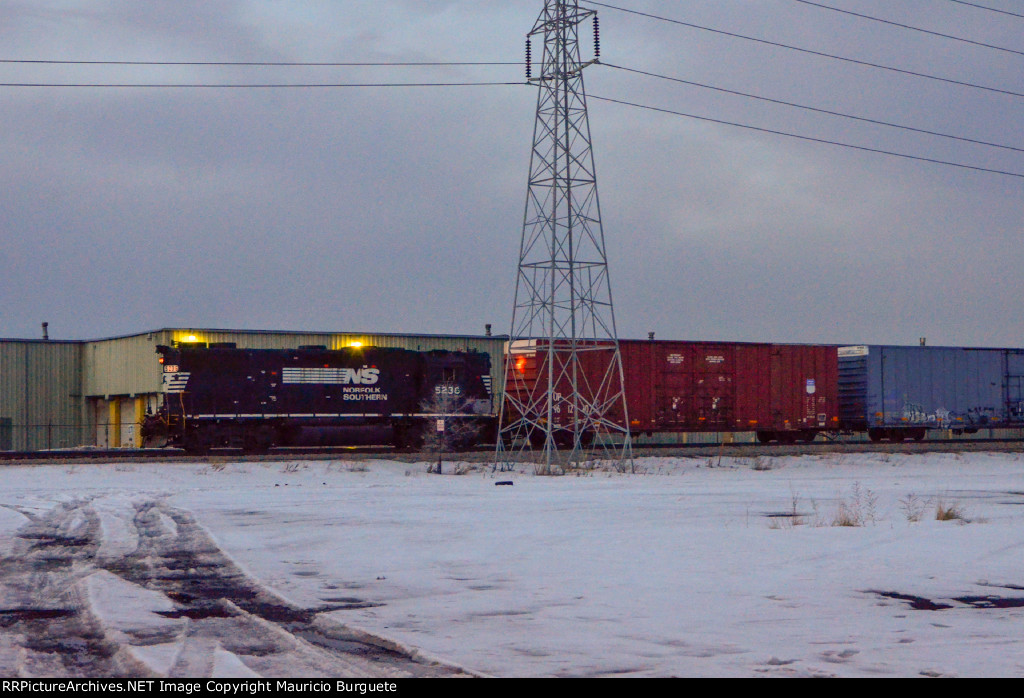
(172, 331, 204, 347)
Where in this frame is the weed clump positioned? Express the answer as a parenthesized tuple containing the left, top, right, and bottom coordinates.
(898, 493, 927, 523)
(935, 499, 967, 522)
(831, 482, 878, 527)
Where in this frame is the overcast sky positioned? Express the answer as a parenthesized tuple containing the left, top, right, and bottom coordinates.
(2, 0, 1022, 347)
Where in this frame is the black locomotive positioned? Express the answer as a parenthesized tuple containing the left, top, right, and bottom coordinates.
(141, 343, 494, 454)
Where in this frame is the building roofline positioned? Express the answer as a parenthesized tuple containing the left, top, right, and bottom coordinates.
(0, 337, 83, 345)
(6, 327, 510, 343)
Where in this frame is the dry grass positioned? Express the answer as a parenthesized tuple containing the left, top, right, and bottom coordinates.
(935, 499, 967, 522)
(898, 493, 927, 522)
(832, 503, 862, 527)
(830, 482, 877, 527)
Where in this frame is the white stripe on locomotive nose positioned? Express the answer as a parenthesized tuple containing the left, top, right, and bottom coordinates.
(163, 372, 191, 393)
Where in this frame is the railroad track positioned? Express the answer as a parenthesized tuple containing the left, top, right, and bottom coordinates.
(3, 437, 1024, 464)
(0, 446, 408, 463)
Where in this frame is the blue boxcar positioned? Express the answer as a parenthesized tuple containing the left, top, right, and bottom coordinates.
(839, 345, 1024, 441)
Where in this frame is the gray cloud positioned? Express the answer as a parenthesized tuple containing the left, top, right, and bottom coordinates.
(1, 1, 1022, 348)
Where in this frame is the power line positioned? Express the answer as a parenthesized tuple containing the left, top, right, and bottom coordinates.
(589, 93, 1024, 179)
(0, 59, 520, 67)
(0, 58, 526, 88)
(583, 1, 1024, 100)
(0, 81, 527, 88)
(601, 62, 1024, 153)
(945, 0, 1024, 19)
(793, 0, 1024, 57)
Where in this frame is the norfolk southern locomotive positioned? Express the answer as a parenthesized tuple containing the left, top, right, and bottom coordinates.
(141, 343, 493, 453)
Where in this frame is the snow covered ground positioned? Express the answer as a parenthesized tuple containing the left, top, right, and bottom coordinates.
(0, 451, 1022, 677)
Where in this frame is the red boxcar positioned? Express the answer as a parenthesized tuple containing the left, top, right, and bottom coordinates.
(616, 341, 838, 442)
(504, 340, 839, 443)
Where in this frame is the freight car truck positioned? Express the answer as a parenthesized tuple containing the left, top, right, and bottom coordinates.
(838, 345, 1024, 441)
(142, 343, 494, 453)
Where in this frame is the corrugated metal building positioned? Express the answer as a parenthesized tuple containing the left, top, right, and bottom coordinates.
(0, 339, 86, 450)
(1, 328, 506, 451)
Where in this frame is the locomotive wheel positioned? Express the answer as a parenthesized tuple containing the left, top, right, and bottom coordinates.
(182, 428, 211, 455)
(395, 424, 425, 450)
(756, 431, 774, 444)
(242, 428, 273, 454)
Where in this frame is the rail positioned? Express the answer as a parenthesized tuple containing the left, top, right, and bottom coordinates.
(3, 437, 1023, 464)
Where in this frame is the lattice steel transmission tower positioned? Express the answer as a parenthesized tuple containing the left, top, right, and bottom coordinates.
(496, 0, 633, 473)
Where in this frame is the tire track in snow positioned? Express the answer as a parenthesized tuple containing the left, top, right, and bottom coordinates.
(0, 498, 472, 678)
(0, 497, 126, 676)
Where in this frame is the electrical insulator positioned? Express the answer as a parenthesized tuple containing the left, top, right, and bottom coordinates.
(594, 16, 600, 57)
(525, 37, 532, 78)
